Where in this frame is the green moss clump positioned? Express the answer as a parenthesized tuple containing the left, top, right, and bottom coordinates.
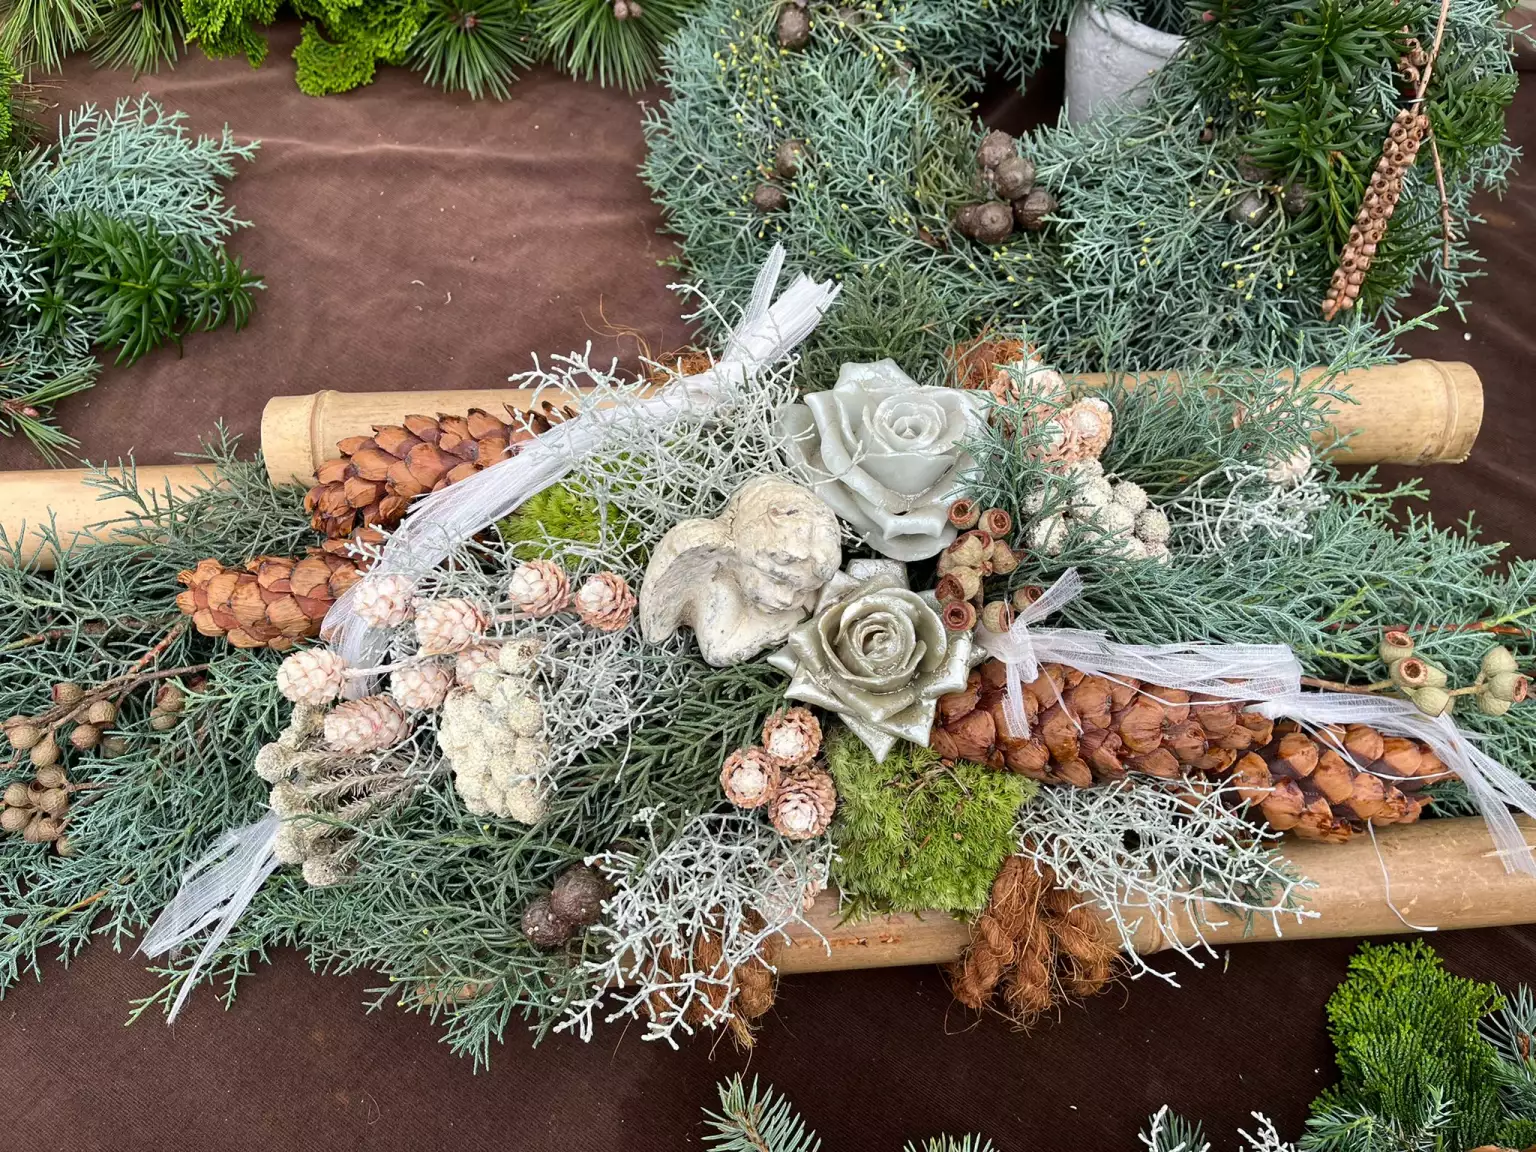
(1315, 939, 1517, 1150)
(827, 731, 1033, 917)
(496, 481, 646, 565)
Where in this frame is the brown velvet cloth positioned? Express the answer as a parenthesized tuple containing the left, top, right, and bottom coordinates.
(6, 26, 1536, 1152)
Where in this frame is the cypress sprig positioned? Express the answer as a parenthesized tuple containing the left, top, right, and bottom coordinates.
(0, 434, 313, 992)
(642, 0, 1514, 378)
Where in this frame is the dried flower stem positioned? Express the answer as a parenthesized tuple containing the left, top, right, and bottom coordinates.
(3, 660, 210, 769)
(117, 622, 186, 685)
(1429, 129, 1454, 267)
(1299, 676, 1395, 695)
(1, 615, 177, 654)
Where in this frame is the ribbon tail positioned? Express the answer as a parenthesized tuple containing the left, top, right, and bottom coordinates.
(1433, 714, 1536, 877)
(1003, 659, 1030, 739)
(141, 813, 282, 1023)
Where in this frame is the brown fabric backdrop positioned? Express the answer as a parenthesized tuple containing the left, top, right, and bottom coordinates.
(6, 26, 1536, 1152)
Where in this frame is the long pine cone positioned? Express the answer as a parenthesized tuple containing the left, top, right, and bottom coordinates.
(1321, 107, 1429, 321)
(931, 660, 1441, 842)
(304, 404, 575, 540)
(175, 550, 363, 650)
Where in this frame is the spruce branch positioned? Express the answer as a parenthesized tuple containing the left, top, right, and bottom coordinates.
(705, 1076, 823, 1152)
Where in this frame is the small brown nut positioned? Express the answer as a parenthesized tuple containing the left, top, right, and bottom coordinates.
(69, 724, 102, 752)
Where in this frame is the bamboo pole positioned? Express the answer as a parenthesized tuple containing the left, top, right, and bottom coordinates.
(0, 464, 215, 571)
(1098, 358, 1482, 468)
(258, 359, 1483, 485)
(0, 361, 1486, 566)
(770, 815, 1536, 974)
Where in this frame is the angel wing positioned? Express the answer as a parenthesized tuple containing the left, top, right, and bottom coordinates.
(638, 517, 733, 643)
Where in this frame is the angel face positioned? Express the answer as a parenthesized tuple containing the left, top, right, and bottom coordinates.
(638, 476, 842, 666)
(734, 544, 833, 613)
(730, 483, 842, 613)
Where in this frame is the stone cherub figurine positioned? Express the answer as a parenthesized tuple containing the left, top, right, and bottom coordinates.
(639, 476, 842, 666)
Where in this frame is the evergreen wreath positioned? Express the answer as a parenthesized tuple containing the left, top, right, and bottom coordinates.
(5, 279, 1534, 1062)
(642, 0, 1517, 379)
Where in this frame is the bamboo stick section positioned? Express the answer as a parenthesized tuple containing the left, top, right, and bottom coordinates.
(770, 815, 1536, 974)
(0, 358, 1484, 569)
(258, 358, 1483, 485)
(0, 464, 215, 570)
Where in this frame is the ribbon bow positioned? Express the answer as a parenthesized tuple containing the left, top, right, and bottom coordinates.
(1256, 691, 1536, 877)
(977, 569, 1086, 737)
(976, 568, 1304, 740)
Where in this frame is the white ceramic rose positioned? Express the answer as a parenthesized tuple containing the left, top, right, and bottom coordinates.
(767, 559, 980, 761)
(780, 360, 985, 561)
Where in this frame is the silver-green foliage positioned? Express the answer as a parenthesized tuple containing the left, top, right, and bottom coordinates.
(18, 96, 256, 245)
(0, 95, 256, 458)
(0, 433, 308, 993)
(642, 0, 1515, 382)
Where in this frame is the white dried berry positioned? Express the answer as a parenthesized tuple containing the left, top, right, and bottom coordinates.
(1071, 476, 1115, 514)
(1093, 503, 1136, 536)
(1027, 514, 1067, 557)
(1110, 480, 1149, 514)
(1134, 507, 1171, 545)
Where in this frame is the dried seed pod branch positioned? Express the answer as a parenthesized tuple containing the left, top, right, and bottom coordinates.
(1320, 0, 1454, 319)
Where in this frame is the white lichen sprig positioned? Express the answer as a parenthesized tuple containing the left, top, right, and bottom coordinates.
(558, 810, 833, 1047)
(1165, 462, 1330, 557)
(1016, 778, 1318, 981)
(513, 333, 804, 548)
(1140, 1106, 1299, 1152)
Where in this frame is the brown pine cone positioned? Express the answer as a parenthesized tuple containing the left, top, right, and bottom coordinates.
(1242, 721, 1440, 842)
(931, 660, 1438, 842)
(769, 764, 837, 839)
(304, 405, 575, 540)
(176, 551, 363, 651)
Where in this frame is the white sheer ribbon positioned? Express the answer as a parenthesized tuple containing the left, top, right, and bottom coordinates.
(139, 813, 282, 1023)
(325, 244, 841, 680)
(141, 246, 839, 1020)
(977, 569, 1536, 877)
(976, 569, 1305, 737)
(1256, 692, 1536, 877)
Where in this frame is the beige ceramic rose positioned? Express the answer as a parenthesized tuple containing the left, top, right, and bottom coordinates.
(767, 559, 979, 761)
(780, 360, 986, 561)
